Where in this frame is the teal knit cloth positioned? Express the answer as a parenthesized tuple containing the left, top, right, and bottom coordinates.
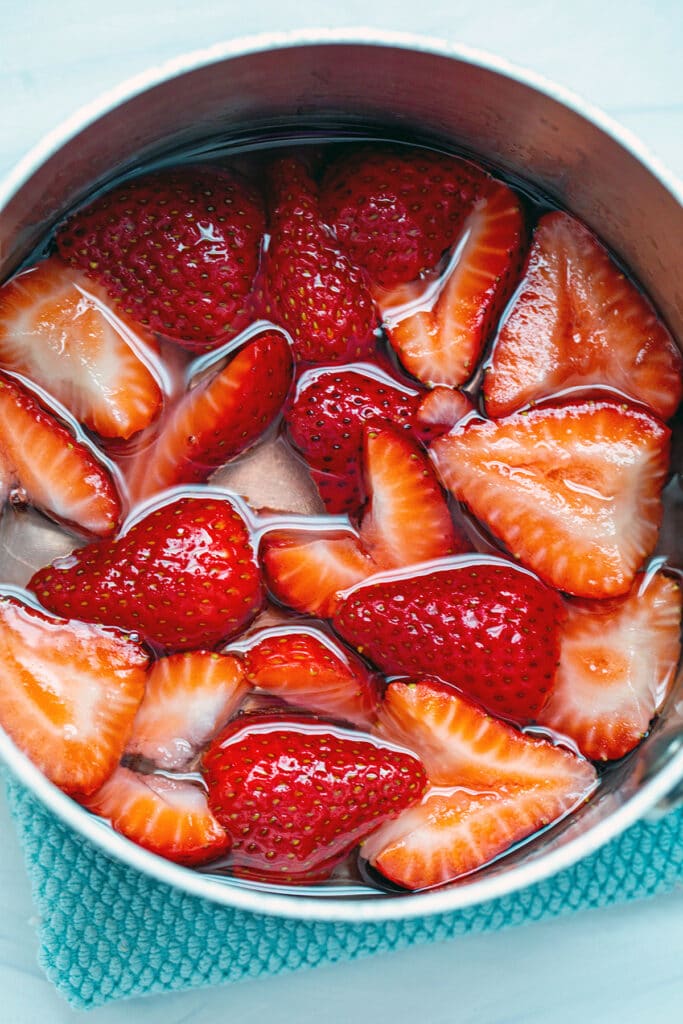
(4, 772, 683, 1010)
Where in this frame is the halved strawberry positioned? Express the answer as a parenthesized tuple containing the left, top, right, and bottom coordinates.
(538, 572, 682, 760)
(0, 371, 122, 537)
(239, 625, 381, 726)
(129, 332, 293, 501)
(359, 422, 467, 569)
(431, 400, 671, 598)
(483, 211, 683, 419)
(81, 766, 230, 866)
(258, 157, 378, 364)
(0, 258, 163, 439)
(334, 558, 565, 724)
(320, 147, 486, 288)
(56, 165, 266, 353)
(376, 678, 594, 789)
(378, 182, 524, 387)
(259, 527, 374, 617)
(363, 781, 592, 891)
(126, 651, 248, 769)
(413, 387, 476, 442)
(286, 364, 422, 515)
(0, 592, 148, 796)
(202, 715, 426, 882)
(30, 496, 263, 652)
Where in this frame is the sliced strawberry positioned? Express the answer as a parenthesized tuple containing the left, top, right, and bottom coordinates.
(483, 211, 683, 419)
(0, 258, 162, 439)
(538, 572, 682, 760)
(130, 332, 292, 501)
(240, 626, 381, 726)
(0, 592, 148, 796)
(379, 182, 524, 387)
(363, 781, 592, 891)
(320, 147, 486, 288)
(413, 387, 476, 442)
(81, 766, 230, 866)
(0, 371, 121, 537)
(376, 678, 595, 788)
(285, 364, 422, 514)
(259, 527, 374, 617)
(431, 400, 670, 598)
(29, 496, 263, 652)
(126, 651, 247, 769)
(56, 165, 266, 353)
(202, 715, 426, 881)
(309, 466, 364, 516)
(258, 157, 378, 364)
(333, 558, 565, 723)
(359, 422, 467, 569)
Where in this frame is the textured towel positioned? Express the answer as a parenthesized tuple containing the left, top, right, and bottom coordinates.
(4, 773, 683, 1009)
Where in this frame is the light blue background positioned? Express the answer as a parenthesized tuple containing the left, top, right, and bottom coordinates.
(1, 2, 682, 1021)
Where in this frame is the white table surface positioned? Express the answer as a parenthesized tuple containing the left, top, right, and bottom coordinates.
(1, 2, 682, 1021)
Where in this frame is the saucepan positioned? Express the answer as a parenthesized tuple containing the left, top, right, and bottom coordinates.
(0, 29, 681, 922)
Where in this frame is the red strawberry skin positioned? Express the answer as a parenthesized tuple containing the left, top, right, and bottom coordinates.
(320, 147, 485, 287)
(56, 166, 265, 353)
(258, 157, 378, 364)
(334, 559, 566, 723)
(28, 496, 264, 652)
(201, 716, 427, 882)
(131, 331, 293, 500)
(286, 365, 422, 514)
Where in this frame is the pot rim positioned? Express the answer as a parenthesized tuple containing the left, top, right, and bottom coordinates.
(1, 27, 682, 923)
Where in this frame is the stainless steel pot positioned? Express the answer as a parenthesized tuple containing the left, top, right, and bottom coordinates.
(0, 29, 682, 923)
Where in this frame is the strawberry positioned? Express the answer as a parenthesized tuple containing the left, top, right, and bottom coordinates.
(359, 422, 467, 569)
(56, 166, 265, 353)
(126, 651, 248, 769)
(29, 496, 264, 651)
(0, 592, 148, 796)
(81, 766, 230, 866)
(363, 782, 592, 891)
(129, 331, 292, 501)
(538, 572, 682, 760)
(259, 527, 374, 618)
(333, 557, 565, 723)
(238, 625, 381, 726)
(0, 258, 162, 439)
(431, 400, 671, 598)
(320, 147, 486, 288)
(0, 371, 121, 537)
(258, 157, 378, 364)
(201, 716, 426, 881)
(376, 678, 595, 790)
(483, 211, 683, 420)
(413, 386, 476, 442)
(364, 677, 597, 890)
(378, 182, 524, 387)
(286, 364, 422, 514)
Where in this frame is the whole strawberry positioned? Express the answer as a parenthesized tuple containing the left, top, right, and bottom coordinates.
(56, 166, 265, 353)
(286, 364, 422, 513)
(258, 157, 378, 364)
(29, 496, 264, 651)
(202, 716, 427, 881)
(320, 147, 486, 287)
(334, 558, 566, 723)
